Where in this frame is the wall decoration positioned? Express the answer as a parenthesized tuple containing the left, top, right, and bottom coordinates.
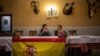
(1, 16, 11, 31)
(31, 0, 39, 15)
(0, 14, 12, 36)
(87, 0, 100, 18)
(46, 6, 58, 17)
(63, 2, 75, 15)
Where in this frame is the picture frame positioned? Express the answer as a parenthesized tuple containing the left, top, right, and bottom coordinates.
(0, 14, 12, 36)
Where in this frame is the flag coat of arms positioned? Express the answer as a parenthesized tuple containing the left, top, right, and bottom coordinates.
(12, 37, 66, 56)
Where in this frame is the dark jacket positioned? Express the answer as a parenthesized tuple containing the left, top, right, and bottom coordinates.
(38, 30, 51, 36)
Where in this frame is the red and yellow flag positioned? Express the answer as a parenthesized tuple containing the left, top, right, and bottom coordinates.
(12, 37, 65, 56)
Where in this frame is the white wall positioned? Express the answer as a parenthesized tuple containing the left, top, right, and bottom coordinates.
(13, 27, 100, 36)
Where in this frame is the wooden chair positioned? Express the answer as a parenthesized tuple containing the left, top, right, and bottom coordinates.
(68, 30, 77, 36)
(29, 31, 37, 36)
(68, 30, 82, 56)
(12, 30, 23, 38)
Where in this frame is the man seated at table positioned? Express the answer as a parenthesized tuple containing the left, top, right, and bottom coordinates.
(38, 24, 51, 36)
(54, 25, 67, 38)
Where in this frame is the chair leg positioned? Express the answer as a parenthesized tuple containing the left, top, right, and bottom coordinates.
(69, 48, 83, 56)
(81, 49, 92, 56)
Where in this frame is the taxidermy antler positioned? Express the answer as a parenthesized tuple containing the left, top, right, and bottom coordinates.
(87, 0, 100, 18)
(31, 1, 39, 15)
(63, 2, 75, 15)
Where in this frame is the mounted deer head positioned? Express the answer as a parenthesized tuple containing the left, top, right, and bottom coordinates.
(87, 0, 100, 18)
(63, 2, 75, 15)
(31, 1, 39, 15)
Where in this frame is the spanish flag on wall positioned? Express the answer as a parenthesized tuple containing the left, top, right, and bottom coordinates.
(12, 37, 66, 56)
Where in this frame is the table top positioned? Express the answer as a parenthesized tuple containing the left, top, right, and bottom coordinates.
(67, 36, 100, 44)
(0, 36, 100, 51)
(0, 36, 100, 44)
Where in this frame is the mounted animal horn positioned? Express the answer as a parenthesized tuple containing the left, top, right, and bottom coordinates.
(87, 0, 100, 18)
(31, 1, 40, 15)
(63, 2, 75, 15)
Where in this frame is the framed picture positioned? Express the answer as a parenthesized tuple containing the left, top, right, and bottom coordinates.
(0, 14, 12, 36)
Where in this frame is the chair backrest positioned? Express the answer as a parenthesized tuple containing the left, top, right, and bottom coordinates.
(68, 30, 76, 36)
(29, 31, 37, 36)
(16, 30, 23, 36)
(12, 30, 23, 37)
